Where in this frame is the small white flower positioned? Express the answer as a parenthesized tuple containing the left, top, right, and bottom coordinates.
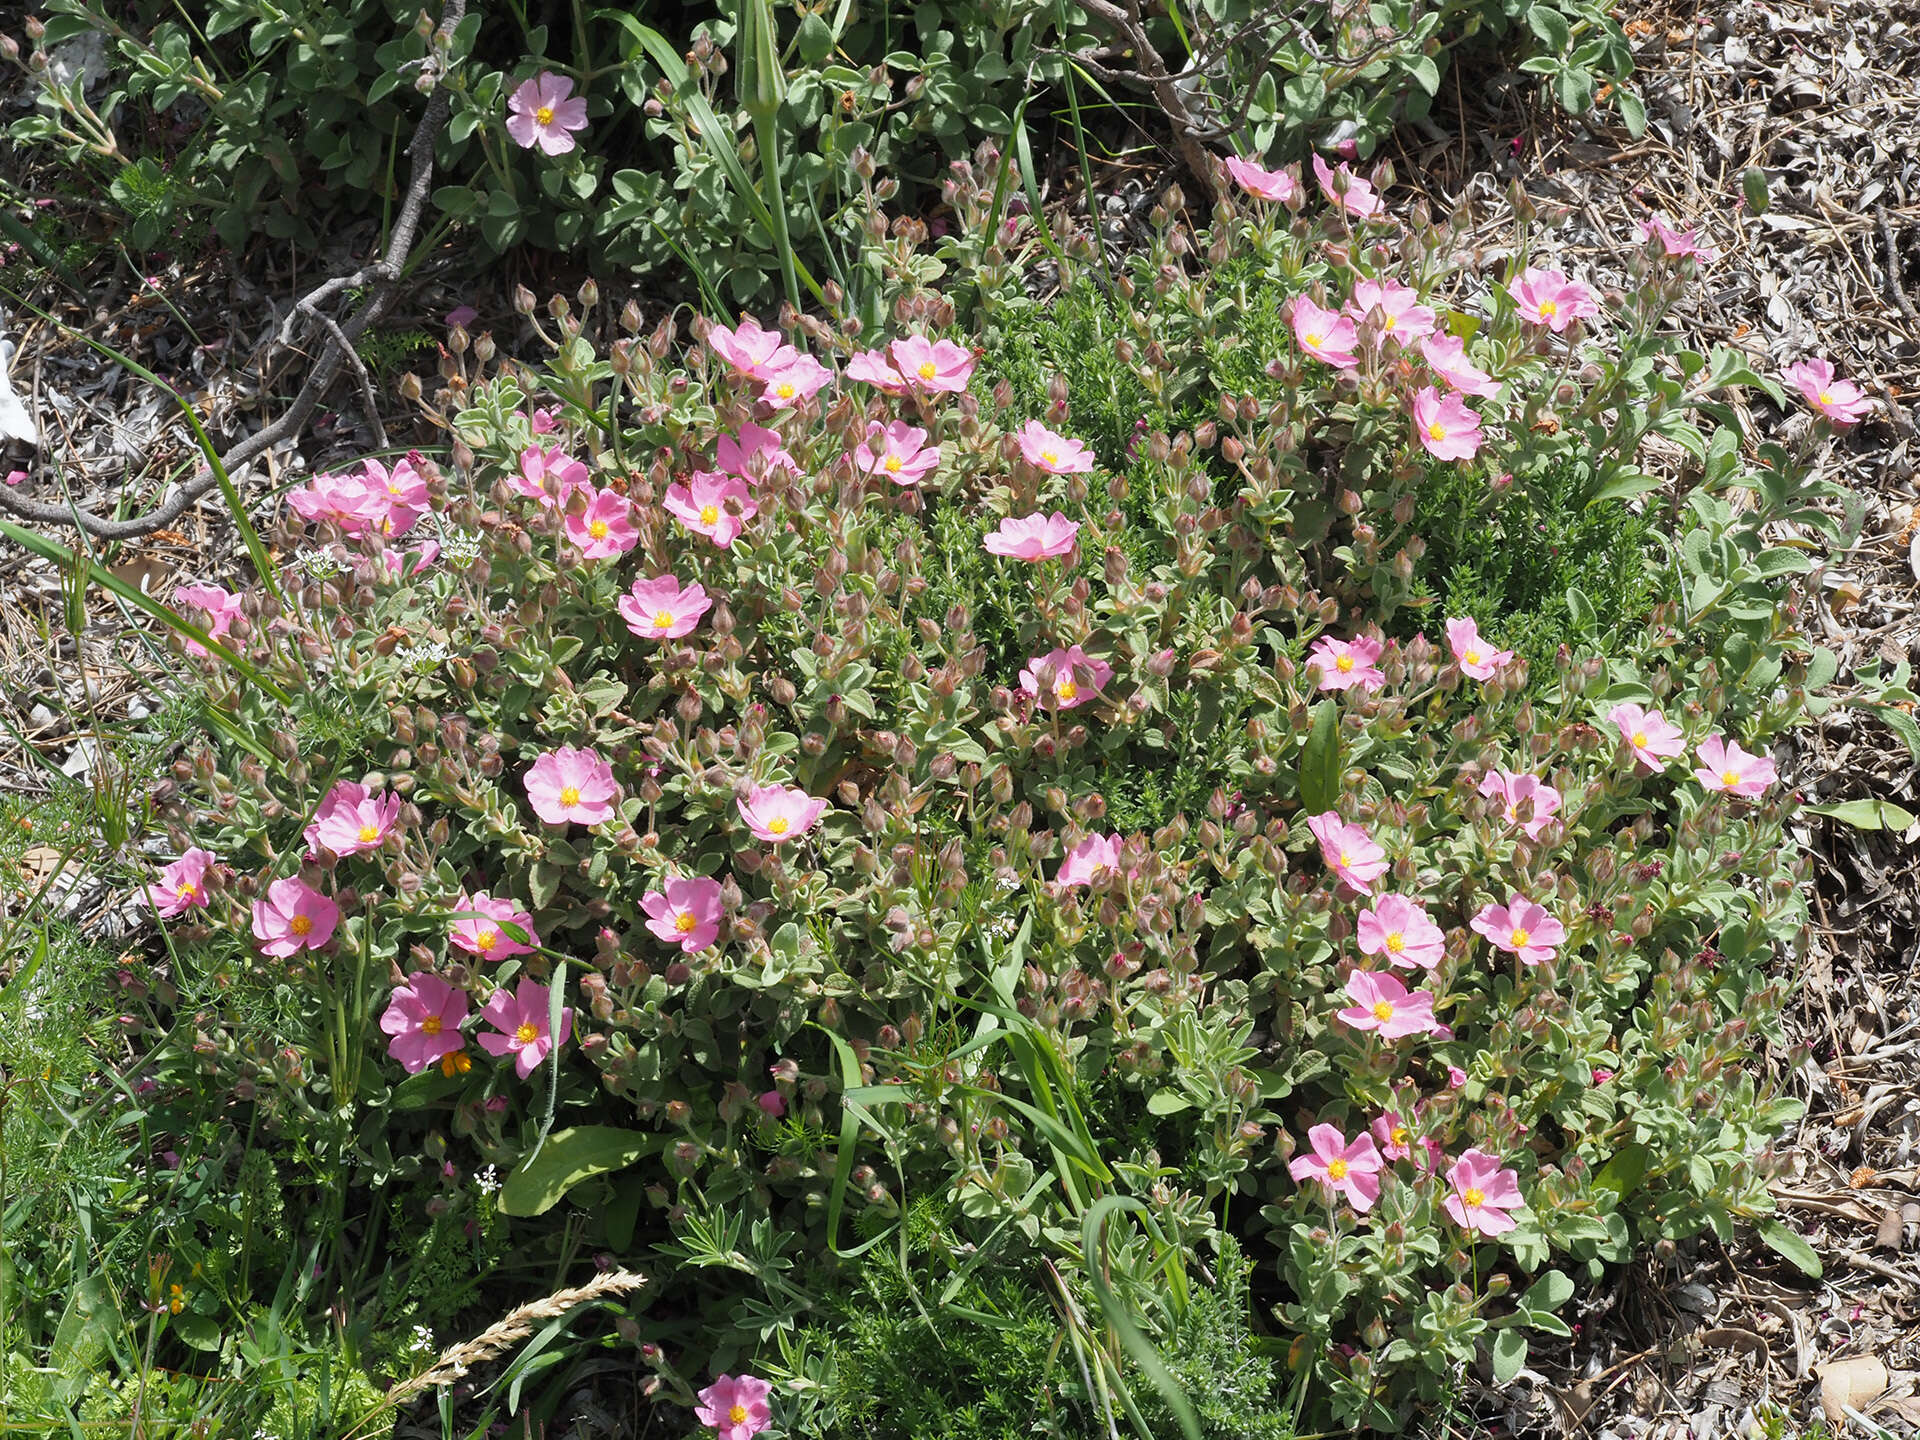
(475, 1164, 501, 1196)
(394, 639, 453, 675)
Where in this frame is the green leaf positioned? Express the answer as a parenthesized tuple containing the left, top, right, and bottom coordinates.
(1522, 1270, 1575, 1312)
(1804, 799, 1917, 832)
(1742, 167, 1771, 214)
(1758, 1219, 1822, 1278)
(52, 1274, 119, 1402)
(1616, 87, 1647, 137)
(1592, 1141, 1649, 1202)
(390, 1067, 468, 1110)
(1491, 1327, 1528, 1384)
(1146, 1090, 1191, 1116)
(1526, 5, 1573, 53)
(172, 1311, 222, 1352)
(1298, 700, 1341, 812)
(497, 1126, 659, 1217)
(796, 10, 834, 65)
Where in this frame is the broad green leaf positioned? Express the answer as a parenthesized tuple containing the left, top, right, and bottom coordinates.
(1491, 1327, 1528, 1383)
(1298, 700, 1341, 811)
(1803, 799, 1917, 832)
(497, 1126, 659, 1217)
(1522, 1270, 1575, 1312)
(1592, 1141, 1649, 1202)
(1758, 1219, 1822, 1278)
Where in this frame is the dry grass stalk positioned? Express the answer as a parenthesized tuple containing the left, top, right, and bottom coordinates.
(385, 1268, 647, 1403)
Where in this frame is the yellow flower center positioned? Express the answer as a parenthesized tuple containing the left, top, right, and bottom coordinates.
(699, 504, 719, 526)
(535, 105, 555, 126)
(515, 1022, 539, 1044)
(441, 1050, 470, 1076)
(1385, 932, 1404, 953)
(1427, 421, 1447, 441)
(1463, 649, 1481, 665)
(884, 454, 903, 472)
(1632, 731, 1649, 747)
(1305, 331, 1323, 347)
(177, 881, 198, 900)
(775, 383, 795, 399)
(1391, 1125, 1409, 1146)
(1463, 1186, 1486, 1207)
(1327, 1158, 1349, 1180)
(1538, 299, 1557, 318)
(1335, 655, 1354, 673)
(728, 1406, 749, 1425)
(1383, 314, 1398, 331)
(1371, 1000, 1394, 1022)
(559, 786, 581, 808)
(422, 1015, 442, 1036)
(1819, 391, 1833, 405)
(476, 929, 498, 952)
(358, 823, 380, 843)
(675, 911, 698, 933)
(654, 609, 676, 630)
(917, 361, 937, 380)
(589, 519, 609, 539)
(1337, 850, 1351, 868)
(1721, 768, 1741, 787)
(768, 816, 790, 835)
(1509, 927, 1530, 948)
(1056, 679, 1078, 701)
(289, 914, 313, 936)
(1041, 449, 1059, 466)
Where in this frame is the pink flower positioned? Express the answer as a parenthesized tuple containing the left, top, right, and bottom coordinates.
(1371, 1114, 1414, 1162)
(1693, 733, 1777, 797)
(446, 305, 479, 330)
(1311, 154, 1386, 219)
(304, 780, 401, 858)
(983, 511, 1080, 560)
(1637, 215, 1717, 262)
(1055, 833, 1122, 890)
(707, 317, 799, 382)
(695, 1375, 774, 1440)
(529, 406, 559, 434)
(714, 422, 799, 482)
(845, 347, 910, 394)
(665, 471, 757, 548)
(1356, 893, 1445, 970)
(759, 354, 834, 409)
(1477, 768, 1562, 840)
(173, 584, 244, 657)
(478, 977, 574, 1079)
(1591, 1067, 1616, 1085)
(1510, 267, 1599, 332)
(1607, 702, 1685, 772)
(512, 445, 591, 507)
(381, 972, 470, 1074)
(642, 875, 725, 952)
(1419, 334, 1501, 399)
(1445, 618, 1512, 680)
(1307, 812, 1388, 894)
(506, 71, 589, 154)
(1470, 894, 1566, 966)
(448, 891, 539, 961)
(618, 575, 713, 640)
(757, 1090, 786, 1118)
(1412, 386, 1483, 461)
(524, 746, 618, 826)
(1347, 278, 1436, 344)
(286, 469, 391, 534)
(1447, 1065, 1468, 1089)
(151, 847, 215, 919)
(1336, 969, 1441, 1039)
(251, 876, 340, 956)
(363, 457, 430, 534)
(1016, 420, 1096, 475)
(1019, 645, 1113, 710)
(738, 784, 827, 844)
(1224, 155, 1299, 203)
(563, 486, 640, 560)
(1442, 1148, 1523, 1235)
(888, 335, 974, 394)
(852, 421, 940, 486)
(1288, 1122, 1384, 1213)
(1289, 295, 1361, 369)
(1306, 634, 1385, 693)
(1783, 358, 1874, 426)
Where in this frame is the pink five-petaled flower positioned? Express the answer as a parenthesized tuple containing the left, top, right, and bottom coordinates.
(151, 847, 215, 919)
(706, 316, 798, 382)
(1311, 154, 1386, 219)
(1016, 419, 1096, 475)
(1307, 811, 1388, 894)
(888, 335, 974, 394)
(714, 422, 799, 483)
(1637, 214, 1717, 263)
(1336, 969, 1442, 1040)
(286, 469, 389, 534)
(1412, 386, 1484, 461)
(448, 891, 539, 961)
(1371, 1113, 1415, 1162)
(1306, 634, 1385, 693)
(1442, 1148, 1524, 1235)
(1289, 295, 1361, 369)
(1783, 358, 1874, 426)
(524, 746, 618, 827)
(696, 1375, 774, 1440)
(1607, 701, 1685, 772)
(1054, 833, 1123, 890)
(1288, 1122, 1385, 1213)
(1419, 334, 1502, 399)
(563, 486, 639, 560)
(173, 584, 244, 657)
(1019, 645, 1113, 711)
(251, 876, 340, 957)
(642, 875, 725, 953)
(478, 977, 574, 1080)
(1347, 278, 1436, 344)
(845, 347, 911, 394)
(1445, 617, 1513, 680)
(506, 71, 589, 155)
(1356, 893, 1446, 971)
(738, 784, 827, 844)
(1224, 154, 1299, 203)
(618, 575, 713, 641)
(380, 972, 470, 1075)
(304, 780, 401, 858)
(983, 511, 1080, 561)
(665, 471, 757, 548)
(513, 445, 591, 508)
(1477, 768, 1563, 841)
(1693, 733, 1778, 798)
(1470, 894, 1567, 966)
(1510, 267, 1599, 333)
(853, 420, 941, 487)
(759, 353, 834, 410)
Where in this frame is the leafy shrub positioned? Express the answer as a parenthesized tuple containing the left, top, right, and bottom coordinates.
(116, 163, 1839, 1434)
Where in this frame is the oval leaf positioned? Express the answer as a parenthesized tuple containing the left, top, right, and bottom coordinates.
(1804, 799, 1917, 832)
(498, 1126, 659, 1217)
(1758, 1218, 1823, 1278)
(1299, 700, 1341, 812)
